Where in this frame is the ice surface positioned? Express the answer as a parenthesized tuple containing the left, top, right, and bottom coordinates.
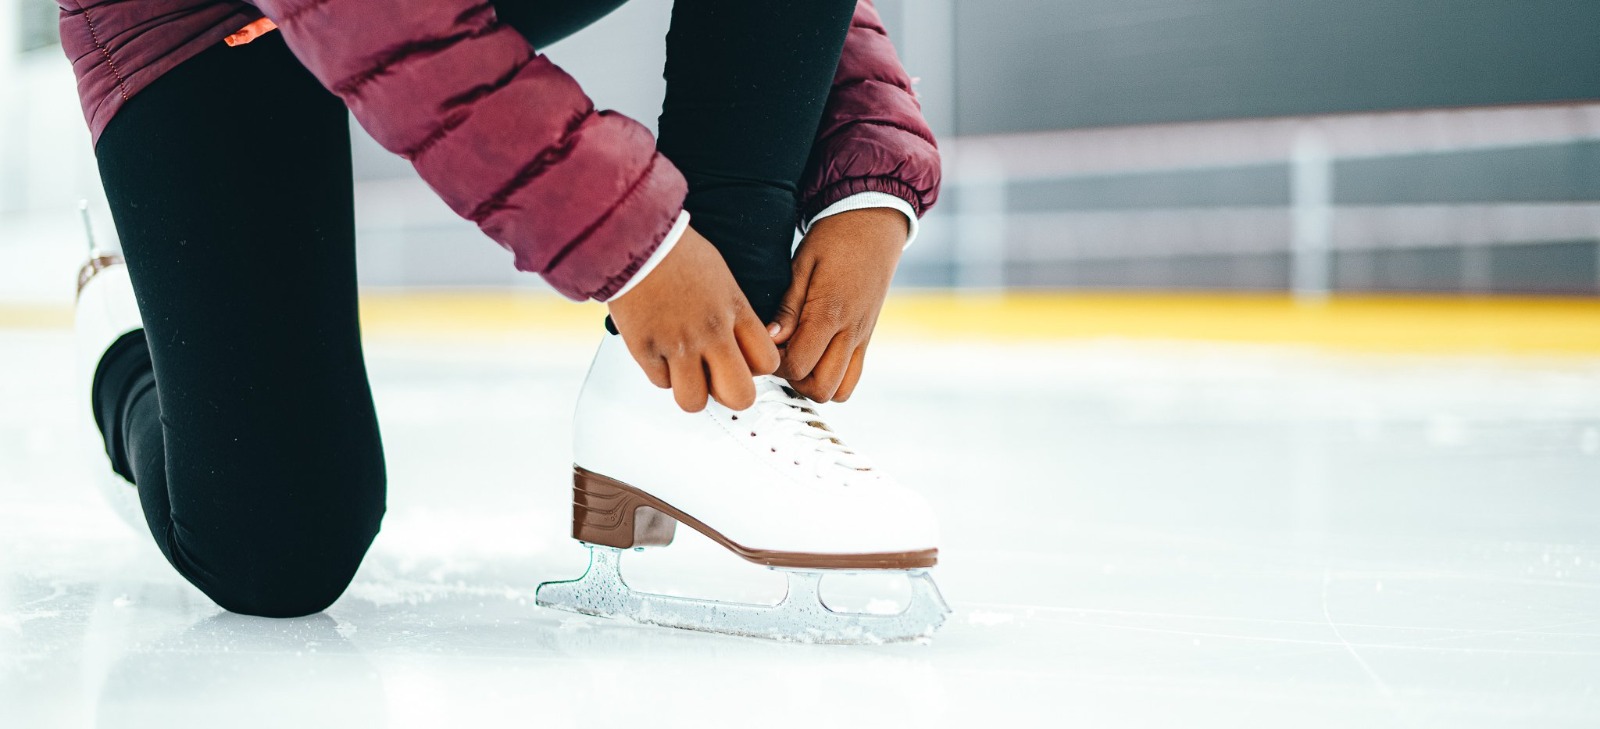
(3, 329, 1600, 727)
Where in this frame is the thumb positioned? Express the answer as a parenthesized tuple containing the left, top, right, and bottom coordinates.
(770, 257, 812, 346)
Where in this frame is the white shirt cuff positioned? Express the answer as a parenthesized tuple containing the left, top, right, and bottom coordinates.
(802, 192, 919, 249)
(604, 209, 691, 301)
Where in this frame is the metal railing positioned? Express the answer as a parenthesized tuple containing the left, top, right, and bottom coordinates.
(923, 103, 1600, 298)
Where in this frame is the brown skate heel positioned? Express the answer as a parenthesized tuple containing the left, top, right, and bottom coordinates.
(76, 254, 123, 300)
(569, 467, 938, 569)
(572, 467, 678, 549)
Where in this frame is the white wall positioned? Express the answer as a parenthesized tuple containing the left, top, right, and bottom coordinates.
(0, 23, 108, 306)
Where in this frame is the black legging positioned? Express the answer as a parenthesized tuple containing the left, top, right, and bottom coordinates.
(92, 0, 856, 618)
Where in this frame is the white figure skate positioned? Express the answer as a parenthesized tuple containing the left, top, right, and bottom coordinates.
(536, 334, 949, 643)
(74, 203, 145, 530)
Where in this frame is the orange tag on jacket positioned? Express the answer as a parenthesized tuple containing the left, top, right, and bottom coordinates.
(224, 18, 279, 47)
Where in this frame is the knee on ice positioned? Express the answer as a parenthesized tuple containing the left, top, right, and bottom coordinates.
(198, 524, 380, 619)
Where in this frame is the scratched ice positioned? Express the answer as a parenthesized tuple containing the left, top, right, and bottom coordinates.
(4, 328, 1599, 727)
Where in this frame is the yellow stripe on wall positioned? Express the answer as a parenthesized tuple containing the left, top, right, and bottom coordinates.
(877, 292, 1600, 355)
(0, 305, 71, 330)
(354, 290, 1600, 355)
(4, 291, 1597, 355)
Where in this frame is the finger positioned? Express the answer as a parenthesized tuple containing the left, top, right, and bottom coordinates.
(769, 255, 814, 346)
(667, 355, 709, 413)
(733, 306, 780, 376)
(775, 307, 837, 382)
(705, 340, 757, 411)
(623, 338, 672, 389)
(832, 346, 868, 402)
(793, 331, 853, 402)
(641, 356, 672, 389)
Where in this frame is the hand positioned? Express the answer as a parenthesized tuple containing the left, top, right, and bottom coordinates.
(607, 225, 780, 412)
(770, 207, 908, 402)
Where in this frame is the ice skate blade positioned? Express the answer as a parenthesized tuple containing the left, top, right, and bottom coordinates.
(535, 546, 950, 645)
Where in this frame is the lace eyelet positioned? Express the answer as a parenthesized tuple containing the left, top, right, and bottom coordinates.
(749, 432, 756, 437)
(730, 414, 738, 420)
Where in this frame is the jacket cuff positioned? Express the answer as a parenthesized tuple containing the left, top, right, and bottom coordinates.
(799, 177, 922, 225)
(802, 192, 919, 250)
(599, 210, 691, 302)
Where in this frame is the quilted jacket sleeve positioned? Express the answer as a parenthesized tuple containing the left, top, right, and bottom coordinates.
(251, 0, 686, 301)
(798, 0, 941, 224)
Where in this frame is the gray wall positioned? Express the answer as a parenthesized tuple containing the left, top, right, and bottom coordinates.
(915, 0, 1600, 295)
(953, 0, 1600, 135)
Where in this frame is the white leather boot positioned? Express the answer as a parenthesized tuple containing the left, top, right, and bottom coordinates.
(537, 333, 948, 643)
(75, 215, 146, 531)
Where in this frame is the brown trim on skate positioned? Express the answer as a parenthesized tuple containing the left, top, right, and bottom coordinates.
(571, 466, 939, 570)
(76, 254, 124, 300)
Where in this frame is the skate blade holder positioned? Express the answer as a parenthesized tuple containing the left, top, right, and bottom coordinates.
(535, 545, 951, 644)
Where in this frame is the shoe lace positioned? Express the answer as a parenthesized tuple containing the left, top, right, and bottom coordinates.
(737, 376, 872, 478)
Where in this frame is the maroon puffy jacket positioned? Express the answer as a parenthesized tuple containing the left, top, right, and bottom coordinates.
(56, 0, 941, 300)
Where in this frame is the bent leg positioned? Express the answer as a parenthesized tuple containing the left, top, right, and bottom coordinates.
(95, 35, 385, 618)
(657, 0, 858, 322)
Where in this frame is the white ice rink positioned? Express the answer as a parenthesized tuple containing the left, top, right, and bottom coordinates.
(3, 327, 1599, 727)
